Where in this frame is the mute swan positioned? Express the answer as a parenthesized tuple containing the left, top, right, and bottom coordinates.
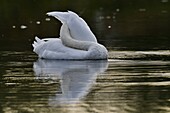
(32, 11, 108, 60)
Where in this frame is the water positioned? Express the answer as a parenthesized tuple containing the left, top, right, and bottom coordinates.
(1, 51, 170, 113)
(0, 0, 170, 113)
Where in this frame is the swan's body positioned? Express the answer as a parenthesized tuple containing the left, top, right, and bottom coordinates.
(33, 11, 108, 60)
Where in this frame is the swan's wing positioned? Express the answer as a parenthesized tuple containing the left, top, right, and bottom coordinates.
(47, 10, 79, 23)
(47, 11, 70, 23)
(67, 15, 97, 42)
(47, 11, 97, 42)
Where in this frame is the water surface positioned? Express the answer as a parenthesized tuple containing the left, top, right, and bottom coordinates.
(1, 51, 170, 113)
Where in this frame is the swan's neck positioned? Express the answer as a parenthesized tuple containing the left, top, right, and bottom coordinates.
(60, 23, 108, 59)
(60, 23, 94, 51)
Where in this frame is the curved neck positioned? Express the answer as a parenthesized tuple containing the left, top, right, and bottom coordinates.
(60, 23, 95, 51)
(60, 23, 108, 59)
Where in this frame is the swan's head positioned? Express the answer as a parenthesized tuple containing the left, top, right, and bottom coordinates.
(47, 11, 79, 23)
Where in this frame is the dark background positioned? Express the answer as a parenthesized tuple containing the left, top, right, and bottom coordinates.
(0, 0, 169, 51)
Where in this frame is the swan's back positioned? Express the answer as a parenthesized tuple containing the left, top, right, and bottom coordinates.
(47, 11, 97, 42)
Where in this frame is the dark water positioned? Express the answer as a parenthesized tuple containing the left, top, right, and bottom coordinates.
(1, 51, 170, 113)
(1, 0, 170, 113)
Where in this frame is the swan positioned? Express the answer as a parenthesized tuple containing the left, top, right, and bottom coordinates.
(32, 11, 108, 60)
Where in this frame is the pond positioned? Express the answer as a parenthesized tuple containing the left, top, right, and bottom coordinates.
(0, 0, 170, 113)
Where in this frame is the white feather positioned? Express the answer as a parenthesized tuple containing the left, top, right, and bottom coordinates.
(47, 11, 97, 42)
(33, 11, 108, 60)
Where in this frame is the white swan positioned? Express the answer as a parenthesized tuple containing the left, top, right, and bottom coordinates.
(32, 11, 108, 60)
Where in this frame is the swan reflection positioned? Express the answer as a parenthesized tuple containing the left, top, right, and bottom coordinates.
(33, 59, 108, 105)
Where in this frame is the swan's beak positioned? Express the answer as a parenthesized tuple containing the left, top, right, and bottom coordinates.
(47, 11, 69, 23)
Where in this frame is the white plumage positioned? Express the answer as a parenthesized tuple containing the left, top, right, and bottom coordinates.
(32, 11, 108, 60)
(47, 11, 97, 42)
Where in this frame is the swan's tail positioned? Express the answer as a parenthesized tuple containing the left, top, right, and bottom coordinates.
(32, 36, 44, 50)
